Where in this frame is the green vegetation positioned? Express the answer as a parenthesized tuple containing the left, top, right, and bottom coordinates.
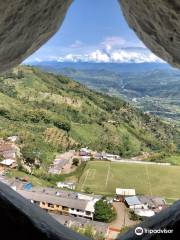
(94, 199, 116, 223)
(129, 211, 143, 221)
(71, 225, 105, 240)
(72, 158, 80, 166)
(77, 161, 180, 199)
(7, 170, 53, 187)
(163, 154, 180, 165)
(57, 65, 180, 123)
(0, 65, 179, 175)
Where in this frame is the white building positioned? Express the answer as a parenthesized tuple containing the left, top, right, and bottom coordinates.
(0, 159, 17, 168)
(116, 188, 136, 196)
(7, 136, 19, 142)
(134, 208, 155, 217)
(125, 196, 146, 209)
(57, 182, 75, 190)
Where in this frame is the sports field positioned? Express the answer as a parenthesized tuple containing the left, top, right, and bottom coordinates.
(77, 161, 180, 200)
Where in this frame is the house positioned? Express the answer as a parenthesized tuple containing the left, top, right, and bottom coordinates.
(79, 147, 91, 156)
(7, 136, 19, 143)
(18, 189, 96, 219)
(102, 152, 120, 160)
(80, 156, 91, 161)
(57, 182, 75, 190)
(114, 188, 136, 201)
(125, 196, 146, 209)
(94, 152, 103, 160)
(0, 159, 17, 169)
(138, 196, 167, 213)
(7, 178, 32, 191)
(116, 188, 136, 196)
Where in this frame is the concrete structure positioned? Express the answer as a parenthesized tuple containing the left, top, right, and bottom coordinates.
(0, 159, 17, 169)
(102, 152, 120, 160)
(79, 148, 91, 156)
(0, 181, 86, 240)
(138, 196, 167, 213)
(7, 136, 19, 143)
(116, 188, 136, 196)
(125, 196, 145, 209)
(18, 189, 96, 220)
(57, 182, 75, 190)
(134, 208, 155, 218)
(50, 213, 109, 238)
(0, 1, 180, 239)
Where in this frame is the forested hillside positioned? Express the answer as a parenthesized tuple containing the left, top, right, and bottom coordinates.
(0, 66, 178, 170)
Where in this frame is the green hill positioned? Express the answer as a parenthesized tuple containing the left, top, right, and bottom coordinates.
(0, 66, 178, 171)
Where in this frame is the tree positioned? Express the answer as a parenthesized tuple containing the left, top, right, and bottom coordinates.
(94, 199, 116, 223)
(54, 119, 71, 132)
(72, 158, 79, 166)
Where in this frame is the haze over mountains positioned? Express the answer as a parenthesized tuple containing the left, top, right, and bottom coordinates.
(31, 62, 180, 123)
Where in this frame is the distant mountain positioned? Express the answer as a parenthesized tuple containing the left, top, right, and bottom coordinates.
(31, 61, 172, 73)
(0, 66, 178, 173)
(30, 62, 180, 122)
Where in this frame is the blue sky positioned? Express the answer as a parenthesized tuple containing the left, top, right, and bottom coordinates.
(26, 0, 162, 63)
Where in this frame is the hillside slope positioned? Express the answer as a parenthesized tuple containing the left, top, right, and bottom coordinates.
(0, 66, 178, 170)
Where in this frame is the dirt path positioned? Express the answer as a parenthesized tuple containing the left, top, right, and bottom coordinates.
(110, 202, 137, 230)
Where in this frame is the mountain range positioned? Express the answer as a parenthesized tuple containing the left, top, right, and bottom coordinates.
(32, 62, 180, 123)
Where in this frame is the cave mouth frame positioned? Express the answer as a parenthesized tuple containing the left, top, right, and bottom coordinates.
(0, 0, 179, 239)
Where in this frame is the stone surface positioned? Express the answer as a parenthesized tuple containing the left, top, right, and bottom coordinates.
(0, 0, 72, 72)
(0, 181, 87, 240)
(119, 0, 180, 68)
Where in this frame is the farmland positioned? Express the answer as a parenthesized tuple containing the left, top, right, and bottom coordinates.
(77, 161, 180, 200)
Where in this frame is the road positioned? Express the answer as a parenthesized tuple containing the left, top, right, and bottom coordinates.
(109, 158, 171, 166)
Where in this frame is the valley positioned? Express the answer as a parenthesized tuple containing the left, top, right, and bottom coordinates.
(34, 62, 180, 124)
(0, 65, 179, 239)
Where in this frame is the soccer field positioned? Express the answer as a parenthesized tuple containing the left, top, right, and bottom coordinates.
(76, 161, 180, 200)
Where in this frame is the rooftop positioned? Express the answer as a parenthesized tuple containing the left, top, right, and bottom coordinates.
(0, 159, 16, 166)
(116, 188, 136, 196)
(138, 196, 166, 208)
(125, 196, 142, 206)
(50, 213, 109, 234)
(18, 190, 89, 211)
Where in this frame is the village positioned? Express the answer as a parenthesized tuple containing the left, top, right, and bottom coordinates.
(0, 172, 167, 239)
(0, 136, 169, 239)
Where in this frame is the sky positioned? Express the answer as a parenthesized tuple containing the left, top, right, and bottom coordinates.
(25, 0, 163, 63)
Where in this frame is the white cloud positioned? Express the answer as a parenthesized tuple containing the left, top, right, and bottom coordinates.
(70, 40, 84, 48)
(88, 50, 110, 62)
(56, 49, 163, 63)
(26, 36, 164, 64)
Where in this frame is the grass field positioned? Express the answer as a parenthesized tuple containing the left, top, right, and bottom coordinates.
(76, 161, 180, 200)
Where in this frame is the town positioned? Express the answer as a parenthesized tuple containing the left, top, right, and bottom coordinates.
(0, 136, 169, 239)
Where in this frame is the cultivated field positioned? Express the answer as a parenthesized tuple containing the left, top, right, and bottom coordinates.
(77, 161, 180, 200)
